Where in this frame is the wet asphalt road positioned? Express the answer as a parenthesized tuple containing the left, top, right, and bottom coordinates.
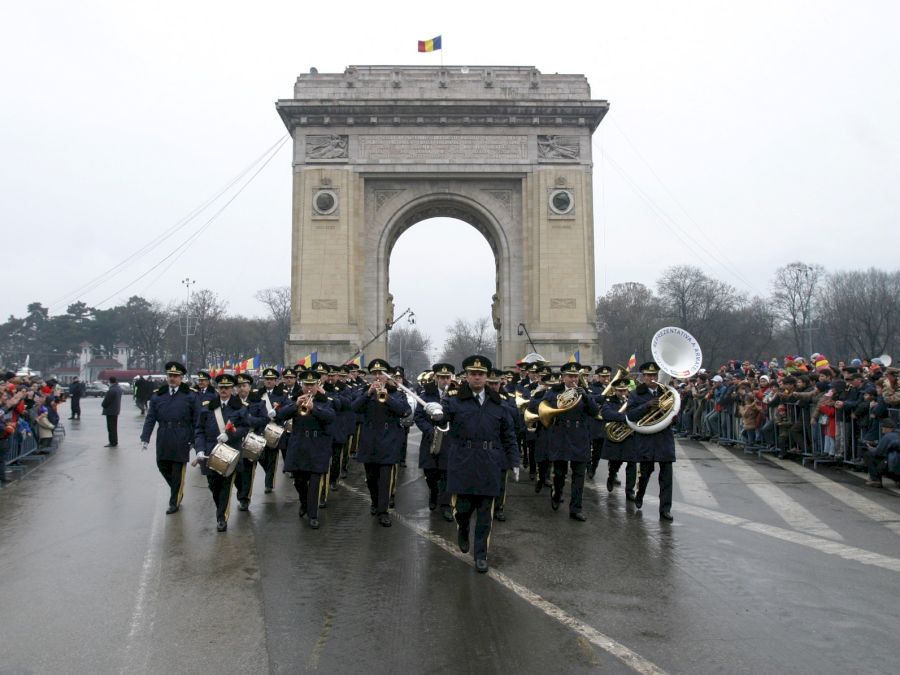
(1, 397, 899, 674)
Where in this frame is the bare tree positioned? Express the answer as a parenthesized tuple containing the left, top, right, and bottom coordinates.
(255, 286, 291, 364)
(185, 289, 228, 370)
(770, 261, 825, 356)
(439, 317, 497, 367)
(819, 268, 900, 359)
(121, 296, 173, 369)
(657, 265, 745, 368)
(388, 326, 432, 376)
(596, 282, 664, 365)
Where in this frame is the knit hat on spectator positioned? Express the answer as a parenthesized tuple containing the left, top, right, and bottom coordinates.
(851, 358, 862, 367)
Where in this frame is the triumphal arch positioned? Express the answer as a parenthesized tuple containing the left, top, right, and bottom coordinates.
(276, 65, 609, 366)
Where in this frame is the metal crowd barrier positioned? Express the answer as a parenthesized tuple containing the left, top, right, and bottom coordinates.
(675, 388, 899, 473)
(3, 422, 66, 469)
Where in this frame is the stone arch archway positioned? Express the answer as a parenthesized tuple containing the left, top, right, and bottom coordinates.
(371, 189, 517, 365)
(277, 65, 609, 368)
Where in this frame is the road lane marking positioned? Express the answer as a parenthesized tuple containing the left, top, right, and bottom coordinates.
(343, 484, 669, 675)
(762, 455, 900, 537)
(700, 442, 843, 541)
(121, 494, 165, 674)
(673, 445, 721, 509)
(588, 484, 900, 574)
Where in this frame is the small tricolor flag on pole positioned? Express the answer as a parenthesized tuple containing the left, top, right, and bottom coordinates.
(567, 350, 581, 363)
(627, 353, 637, 371)
(418, 35, 442, 52)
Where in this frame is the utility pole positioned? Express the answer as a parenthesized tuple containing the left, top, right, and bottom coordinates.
(181, 278, 196, 370)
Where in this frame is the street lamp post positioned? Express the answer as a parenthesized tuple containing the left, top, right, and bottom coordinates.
(181, 278, 196, 370)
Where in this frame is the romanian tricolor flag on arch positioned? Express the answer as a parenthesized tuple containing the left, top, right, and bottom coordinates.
(627, 353, 637, 371)
(417, 35, 442, 52)
(567, 350, 581, 363)
(297, 352, 318, 368)
(346, 354, 364, 368)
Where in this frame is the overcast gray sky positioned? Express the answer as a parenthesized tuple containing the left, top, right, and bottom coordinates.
(4, 1, 899, 351)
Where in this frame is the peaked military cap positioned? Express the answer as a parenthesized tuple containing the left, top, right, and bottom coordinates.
(195, 369, 210, 380)
(368, 358, 391, 373)
(639, 361, 660, 375)
(215, 373, 237, 388)
(526, 362, 541, 373)
(560, 362, 582, 375)
(393, 366, 405, 377)
(298, 369, 320, 384)
(312, 362, 331, 376)
(612, 377, 632, 390)
(594, 365, 613, 376)
(541, 371, 560, 385)
(236, 373, 254, 385)
(262, 367, 280, 379)
(432, 363, 456, 376)
(539, 364, 553, 375)
(165, 361, 187, 376)
(282, 367, 298, 378)
(462, 355, 491, 373)
(487, 369, 502, 383)
(339, 364, 351, 374)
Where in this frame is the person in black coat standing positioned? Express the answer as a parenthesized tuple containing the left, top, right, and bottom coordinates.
(350, 358, 411, 527)
(101, 377, 122, 447)
(427, 355, 518, 573)
(68, 377, 85, 420)
(627, 362, 677, 521)
(414, 362, 456, 520)
(140, 362, 198, 514)
(599, 377, 637, 501)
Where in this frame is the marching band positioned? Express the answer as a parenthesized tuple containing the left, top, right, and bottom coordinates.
(139, 327, 700, 572)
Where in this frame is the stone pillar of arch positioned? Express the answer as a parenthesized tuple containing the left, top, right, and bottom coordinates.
(276, 65, 609, 368)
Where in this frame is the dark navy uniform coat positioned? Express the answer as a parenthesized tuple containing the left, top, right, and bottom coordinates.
(441, 384, 518, 497)
(277, 394, 335, 473)
(351, 388, 411, 464)
(627, 384, 676, 462)
(194, 396, 250, 476)
(599, 398, 636, 462)
(414, 383, 449, 471)
(538, 384, 600, 463)
(141, 383, 198, 463)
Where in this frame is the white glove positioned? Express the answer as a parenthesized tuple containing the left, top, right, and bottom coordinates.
(141, 441, 148, 451)
(216, 432, 228, 443)
(513, 467, 520, 482)
(196, 451, 207, 460)
(267, 409, 277, 419)
(424, 402, 444, 419)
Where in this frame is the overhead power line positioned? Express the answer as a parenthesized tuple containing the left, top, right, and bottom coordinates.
(48, 135, 289, 311)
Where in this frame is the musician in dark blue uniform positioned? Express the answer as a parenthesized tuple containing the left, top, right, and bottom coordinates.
(519, 362, 542, 480)
(350, 358, 411, 527)
(276, 369, 336, 529)
(526, 368, 556, 492)
(600, 377, 637, 500)
(428, 355, 518, 573)
(274, 366, 300, 470)
(252, 368, 288, 495)
(193, 370, 217, 410)
(487, 368, 521, 522)
(140, 361, 198, 515)
(193, 373, 250, 532)
(414, 363, 456, 520)
(542, 362, 600, 521)
(627, 362, 676, 521)
(588, 365, 614, 480)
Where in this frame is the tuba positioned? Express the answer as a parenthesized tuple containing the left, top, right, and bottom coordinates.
(625, 327, 702, 435)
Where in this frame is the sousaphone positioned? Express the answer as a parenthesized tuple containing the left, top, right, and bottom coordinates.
(625, 327, 702, 435)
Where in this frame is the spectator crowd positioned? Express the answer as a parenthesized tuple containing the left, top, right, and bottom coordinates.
(1, 372, 65, 482)
(674, 353, 900, 487)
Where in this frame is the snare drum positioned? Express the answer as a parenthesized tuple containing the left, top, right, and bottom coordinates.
(208, 443, 241, 477)
(263, 421, 285, 449)
(241, 432, 266, 461)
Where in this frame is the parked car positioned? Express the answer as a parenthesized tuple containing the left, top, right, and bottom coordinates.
(84, 382, 110, 397)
